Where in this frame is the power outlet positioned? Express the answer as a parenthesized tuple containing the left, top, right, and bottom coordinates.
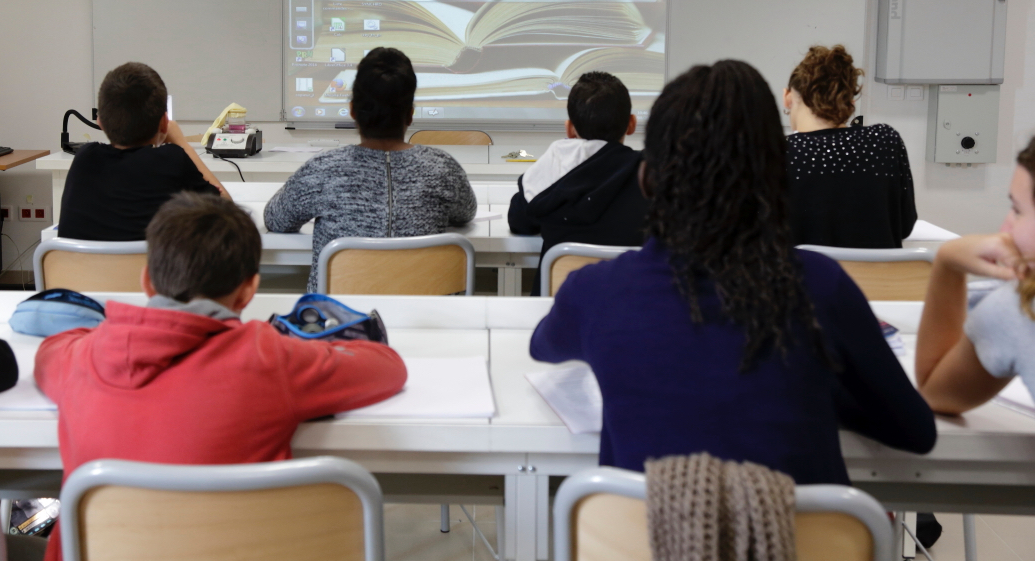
(0, 206, 10, 221)
(18, 205, 51, 222)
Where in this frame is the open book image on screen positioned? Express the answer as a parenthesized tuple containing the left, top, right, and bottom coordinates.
(285, 0, 667, 123)
(318, 40, 664, 103)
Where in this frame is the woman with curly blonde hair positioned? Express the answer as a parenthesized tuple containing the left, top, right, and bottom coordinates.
(918, 136, 1035, 412)
(784, 45, 917, 248)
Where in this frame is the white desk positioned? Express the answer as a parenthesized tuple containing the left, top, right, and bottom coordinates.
(1, 293, 1035, 560)
(35, 149, 535, 221)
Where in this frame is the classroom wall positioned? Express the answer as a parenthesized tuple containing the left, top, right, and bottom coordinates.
(1, 0, 1033, 273)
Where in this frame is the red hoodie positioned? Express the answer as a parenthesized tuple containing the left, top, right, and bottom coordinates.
(35, 301, 406, 561)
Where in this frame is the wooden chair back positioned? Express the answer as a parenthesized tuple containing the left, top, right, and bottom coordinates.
(549, 255, 605, 296)
(59, 457, 384, 561)
(34, 240, 148, 292)
(836, 260, 933, 301)
(796, 245, 935, 301)
(317, 234, 475, 295)
(325, 246, 468, 295)
(541, 243, 639, 296)
(570, 495, 875, 561)
(408, 130, 493, 145)
(75, 483, 365, 561)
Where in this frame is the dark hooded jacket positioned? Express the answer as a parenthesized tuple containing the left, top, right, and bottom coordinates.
(508, 141, 648, 295)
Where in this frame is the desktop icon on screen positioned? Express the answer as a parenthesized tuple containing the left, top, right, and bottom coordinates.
(330, 48, 345, 62)
(296, 77, 313, 92)
(295, 5, 307, 12)
(339, 108, 350, 117)
(296, 35, 308, 46)
(314, 108, 326, 117)
(296, 19, 308, 30)
(291, 106, 306, 118)
(330, 18, 345, 31)
(364, 20, 380, 31)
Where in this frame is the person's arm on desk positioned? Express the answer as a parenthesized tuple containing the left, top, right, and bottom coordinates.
(265, 157, 325, 233)
(530, 268, 589, 363)
(271, 330, 407, 419)
(507, 180, 541, 235)
(826, 269, 936, 453)
(165, 120, 231, 200)
(916, 235, 1020, 415)
(444, 157, 476, 226)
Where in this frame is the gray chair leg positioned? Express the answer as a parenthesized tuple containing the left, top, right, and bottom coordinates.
(440, 504, 450, 533)
(963, 514, 977, 561)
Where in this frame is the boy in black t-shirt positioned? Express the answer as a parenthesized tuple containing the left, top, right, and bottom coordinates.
(58, 62, 231, 241)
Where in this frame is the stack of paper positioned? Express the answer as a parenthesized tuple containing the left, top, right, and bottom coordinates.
(337, 356, 496, 419)
(525, 365, 602, 434)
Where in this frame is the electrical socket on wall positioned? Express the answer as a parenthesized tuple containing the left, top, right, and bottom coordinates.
(0, 206, 10, 221)
(17, 206, 50, 222)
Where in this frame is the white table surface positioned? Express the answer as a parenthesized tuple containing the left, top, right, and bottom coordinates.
(1, 293, 1035, 559)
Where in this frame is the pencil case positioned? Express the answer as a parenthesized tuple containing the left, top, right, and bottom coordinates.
(269, 294, 388, 345)
(10, 289, 106, 337)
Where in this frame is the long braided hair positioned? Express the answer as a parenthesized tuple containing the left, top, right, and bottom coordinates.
(643, 60, 833, 371)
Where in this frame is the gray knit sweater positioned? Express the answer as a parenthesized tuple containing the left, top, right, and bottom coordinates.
(265, 145, 477, 292)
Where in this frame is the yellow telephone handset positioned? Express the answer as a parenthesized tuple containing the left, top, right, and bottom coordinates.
(201, 103, 248, 146)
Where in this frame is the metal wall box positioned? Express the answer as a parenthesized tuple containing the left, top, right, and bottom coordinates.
(926, 85, 1000, 163)
(876, 0, 1007, 84)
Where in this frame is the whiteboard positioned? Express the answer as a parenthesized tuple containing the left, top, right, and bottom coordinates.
(667, 0, 868, 123)
(93, 0, 283, 122)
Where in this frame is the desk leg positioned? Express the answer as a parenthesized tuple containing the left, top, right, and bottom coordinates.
(504, 466, 548, 561)
(498, 260, 522, 297)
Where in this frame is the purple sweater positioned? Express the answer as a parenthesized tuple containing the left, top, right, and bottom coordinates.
(530, 238, 936, 484)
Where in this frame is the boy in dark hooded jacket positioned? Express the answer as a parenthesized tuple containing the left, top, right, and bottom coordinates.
(508, 72, 648, 295)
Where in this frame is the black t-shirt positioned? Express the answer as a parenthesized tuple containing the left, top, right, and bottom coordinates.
(58, 143, 220, 241)
(786, 124, 917, 248)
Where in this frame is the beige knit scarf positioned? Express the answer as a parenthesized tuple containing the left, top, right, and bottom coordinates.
(645, 453, 796, 561)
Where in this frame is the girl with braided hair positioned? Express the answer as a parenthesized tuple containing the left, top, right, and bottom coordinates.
(783, 45, 917, 248)
(530, 60, 936, 484)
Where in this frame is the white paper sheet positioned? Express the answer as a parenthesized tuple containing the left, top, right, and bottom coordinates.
(472, 210, 503, 223)
(336, 356, 496, 419)
(994, 377, 1035, 418)
(525, 365, 602, 434)
(268, 146, 325, 153)
(905, 219, 960, 241)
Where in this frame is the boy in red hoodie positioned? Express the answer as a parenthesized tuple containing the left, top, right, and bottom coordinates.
(35, 192, 407, 561)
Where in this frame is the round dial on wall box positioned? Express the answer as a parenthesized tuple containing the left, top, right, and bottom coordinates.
(961, 136, 976, 149)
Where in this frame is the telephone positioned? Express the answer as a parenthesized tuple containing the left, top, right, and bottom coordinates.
(203, 103, 263, 158)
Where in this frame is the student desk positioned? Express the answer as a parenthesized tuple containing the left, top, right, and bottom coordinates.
(0, 293, 1034, 559)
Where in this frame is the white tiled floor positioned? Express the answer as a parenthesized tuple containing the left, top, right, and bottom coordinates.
(386, 504, 499, 561)
(928, 513, 1035, 561)
(386, 507, 1035, 561)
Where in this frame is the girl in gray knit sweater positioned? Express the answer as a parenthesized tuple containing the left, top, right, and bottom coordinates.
(265, 48, 477, 292)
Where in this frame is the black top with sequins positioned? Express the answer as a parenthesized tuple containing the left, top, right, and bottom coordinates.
(786, 124, 917, 248)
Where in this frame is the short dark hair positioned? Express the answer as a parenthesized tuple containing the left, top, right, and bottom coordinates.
(146, 193, 261, 302)
(566, 72, 632, 143)
(98, 62, 168, 147)
(351, 48, 417, 140)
